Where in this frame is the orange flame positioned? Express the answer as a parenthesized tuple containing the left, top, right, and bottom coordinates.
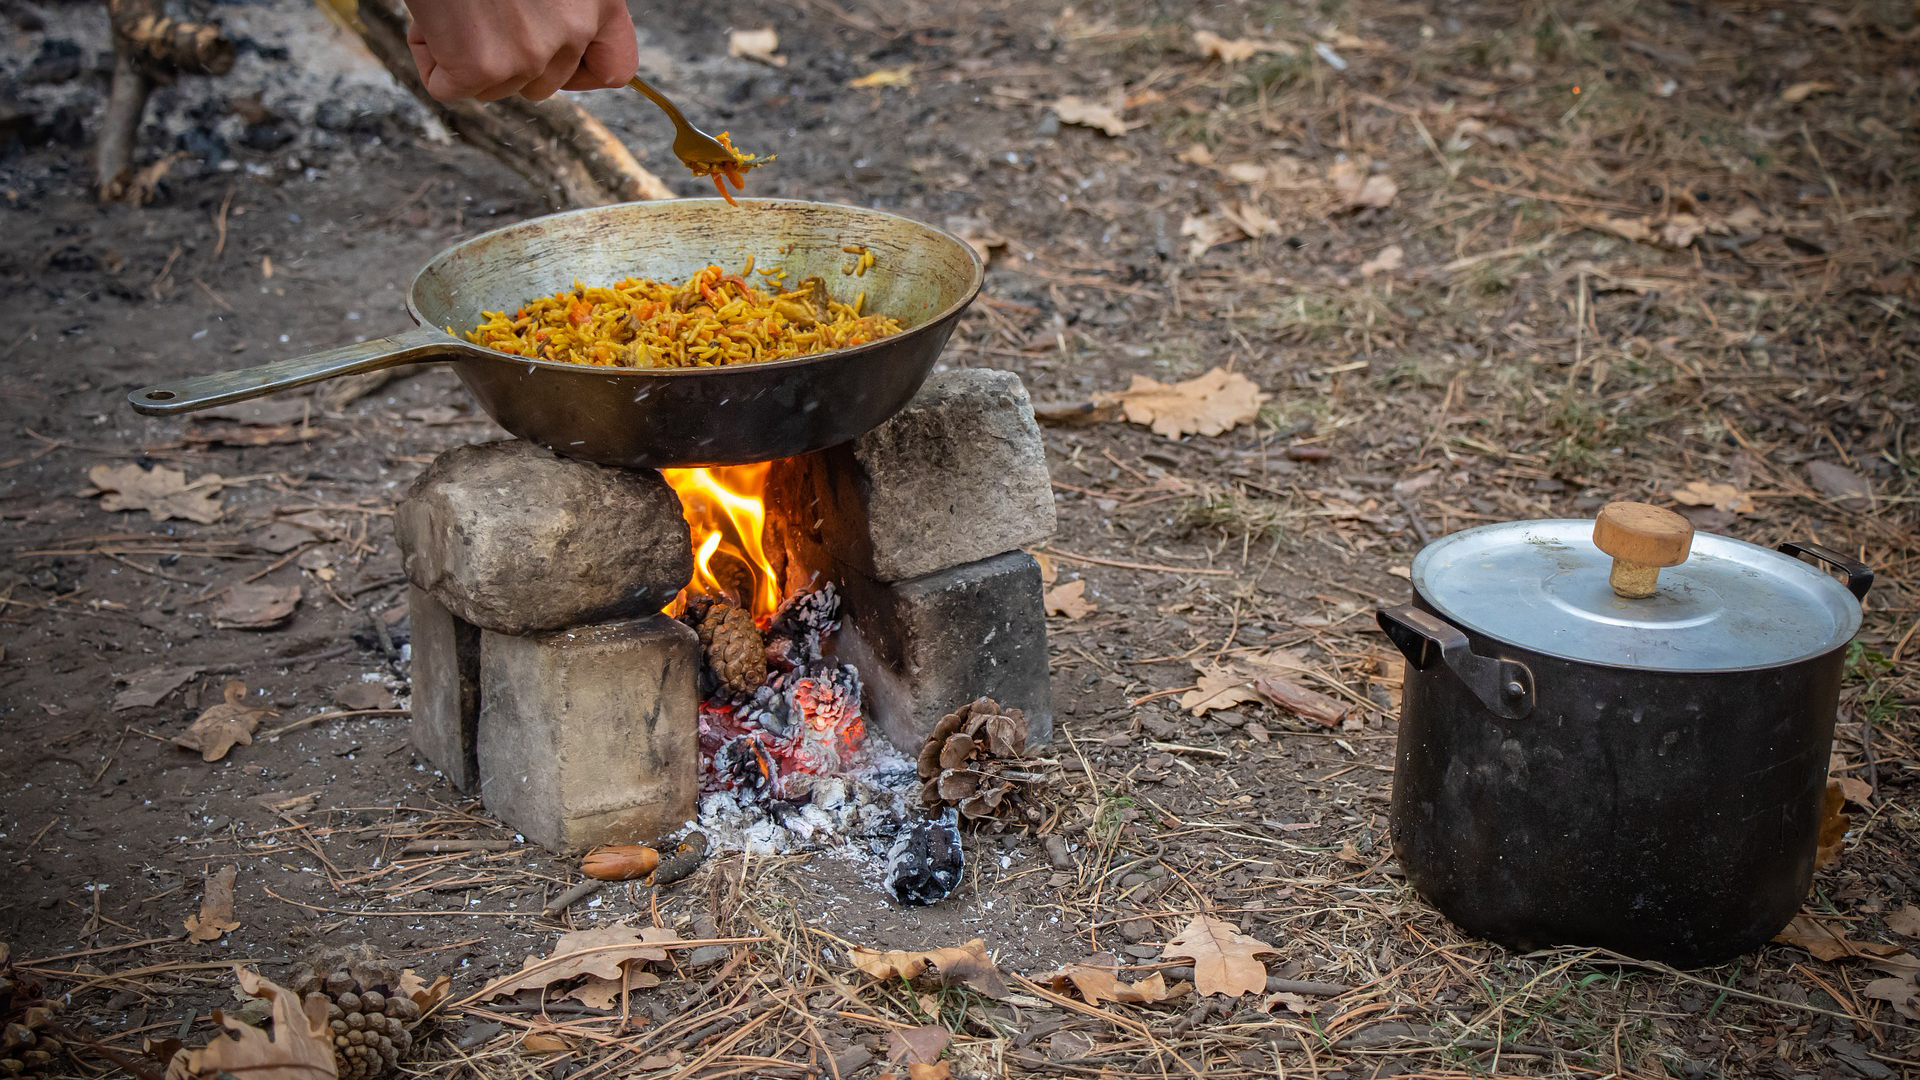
(661, 465, 781, 619)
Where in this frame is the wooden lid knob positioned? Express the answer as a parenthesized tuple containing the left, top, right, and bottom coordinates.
(1593, 502, 1693, 598)
(1593, 502, 1694, 566)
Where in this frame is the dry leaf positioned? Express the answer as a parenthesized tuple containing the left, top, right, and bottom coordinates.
(1043, 954, 1180, 1005)
(1104, 368, 1269, 439)
(1671, 480, 1755, 514)
(727, 28, 785, 66)
(1587, 215, 1652, 242)
(1192, 29, 1294, 63)
(1218, 200, 1282, 239)
(164, 969, 336, 1080)
(563, 969, 662, 1010)
(907, 1065, 952, 1080)
(1779, 81, 1833, 104)
(1358, 245, 1404, 277)
(213, 583, 302, 630)
(113, 665, 203, 711)
(849, 938, 1009, 999)
(944, 215, 1007, 263)
(1044, 580, 1096, 620)
(1179, 211, 1242, 259)
(174, 681, 273, 762)
(850, 65, 913, 88)
(1052, 96, 1130, 137)
(582, 845, 661, 881)
(1887, 906, 1920, 939)
(396, 970, 453, 1014)
(1806, 461, 1873, 512)
(88, 463, 226, 524)
(1181, 668, 1263, 716)
(1253, 676, 1348, 728)
(1328, 161, 1395, 208)
(184, 864, 241, 943)
(887, 1024, 950, 1065)
(333, 682, 394, 711)
(1864, 976, 1919, 1020)
(1774, 914, 1904, 962)
(520, 1034, 572, 1054)
(483, 924, 681, 1000)
(1817, 779, 1849, 870)
(1031, 551, 1058, 588)
(1162, 915, 1277, 997)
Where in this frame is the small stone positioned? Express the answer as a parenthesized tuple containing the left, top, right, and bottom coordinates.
(1119, 919, 1153, 943)
(766, 369, 1055, 584)
(476, 615, 700, 854)
(395, 441, 692, 635)
(407, 586, 481, 792)
(833, 552, 1053, 753)
(1043, 834, 1074, 870)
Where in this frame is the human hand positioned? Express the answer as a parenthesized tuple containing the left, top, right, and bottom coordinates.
(403, 0, 639, 103)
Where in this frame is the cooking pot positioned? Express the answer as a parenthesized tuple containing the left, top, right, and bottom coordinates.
(1378, 502, 1873, 966)
(126, 199, 985, 469)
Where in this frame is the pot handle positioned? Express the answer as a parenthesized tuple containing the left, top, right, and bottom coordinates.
(127, 327, 473, 415)
(1378, 606, 1535, 720)
(1778, 541, 1873, 602)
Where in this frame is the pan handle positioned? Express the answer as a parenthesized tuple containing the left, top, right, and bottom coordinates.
(127, 327, 473, 415)
(1778, 541, 1873, 602)
(1378, 605, 1534, 720)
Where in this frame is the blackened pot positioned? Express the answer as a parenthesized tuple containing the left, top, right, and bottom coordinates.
(1380, 523, 1872, 968)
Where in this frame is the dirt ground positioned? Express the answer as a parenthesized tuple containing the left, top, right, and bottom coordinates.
(2, 0, 1918, 1076)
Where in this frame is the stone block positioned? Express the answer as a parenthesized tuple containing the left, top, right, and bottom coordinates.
(766, 368, 1054, 585)
(833, 552, 1053, 754)
(476, 615, 700, 854)
(395, 440, 692, 635)
(406, 585, 481, 792)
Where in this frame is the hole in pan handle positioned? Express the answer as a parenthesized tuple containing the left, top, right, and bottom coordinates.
(126, 327, 466, 416)
(1777, 541, 1873, 602)
(1378, 605, 1535, 721)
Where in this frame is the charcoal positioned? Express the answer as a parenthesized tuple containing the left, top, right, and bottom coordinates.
(882, 808, 965, 906)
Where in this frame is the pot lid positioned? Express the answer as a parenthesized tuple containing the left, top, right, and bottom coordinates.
(1411, 518, 1863, 672)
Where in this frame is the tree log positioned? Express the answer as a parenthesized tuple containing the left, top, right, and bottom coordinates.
(96, 0, 236, 201)
(338, 0, 675, 209)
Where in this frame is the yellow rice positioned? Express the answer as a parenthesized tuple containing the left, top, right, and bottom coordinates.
(465, 262, 904, 370)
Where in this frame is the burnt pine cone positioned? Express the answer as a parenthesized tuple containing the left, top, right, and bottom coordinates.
(0, 945, 62, 1078)
(293, 957, 423, 1080)
(917, 698, 1039, 826)
(687, 598, 768, 700)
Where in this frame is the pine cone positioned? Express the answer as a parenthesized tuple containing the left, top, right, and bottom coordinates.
(0, 945, 61, 1078)
(917, 698, 1044, 829)
(683, 598, 767, 700)
(290, 949, 427, 1080)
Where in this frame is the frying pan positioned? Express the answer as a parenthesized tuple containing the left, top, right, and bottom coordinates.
(128, 199, 985, 469)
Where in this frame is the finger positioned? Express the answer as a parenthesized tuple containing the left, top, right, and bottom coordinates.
(564, 13, 639, 90)
(519, 45, 585, 101)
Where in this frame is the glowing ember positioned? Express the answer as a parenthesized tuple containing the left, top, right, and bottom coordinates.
(663, 466, 866, 803)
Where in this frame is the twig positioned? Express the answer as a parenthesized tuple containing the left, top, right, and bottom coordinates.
(1041, 547, 1233, 577)
(260, 708, 409, 740)
(542, 880, 606, 918)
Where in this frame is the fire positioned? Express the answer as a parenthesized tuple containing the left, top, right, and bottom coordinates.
(661, 465, 782, 619)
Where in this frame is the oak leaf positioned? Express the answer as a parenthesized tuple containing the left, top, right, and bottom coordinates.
(163, 969, 337, 1080)
(1161, 915, 1277, 997)
(1179, 211, 1241, 260)
(1671, 480, 1755, 514)
(849, 938, 1008, 999)
(113, 664, 204, 711)
(887, 1024, 950, 1065)
(174, 681, 273, 762)
(1051, 96, 1130, 137)
(1863, 975, 1919, 1020)
(1773, 914, 1903, 962)
(481, 924, 681, 1000)
(184, 864, 242, 943)
(1192, 30, 1295, 63)
(1043, 580, 1096, 620)
(1105, 367, 1269, 439)
(1806, 461, 1873, 513)
(1043, 954, 1181, 1005)
(395, 969, 453, 1014)
(1816, 780, 1848, 870)
(1328, 161, 1395, 209)
(563, 969, 662, 1010)
(1180, 668, 1262, 716)
(1886, 906, 1920, 939)
(89, 463, 226, 524)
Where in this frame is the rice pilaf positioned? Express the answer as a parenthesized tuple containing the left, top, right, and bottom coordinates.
(465, 261, 904, 369)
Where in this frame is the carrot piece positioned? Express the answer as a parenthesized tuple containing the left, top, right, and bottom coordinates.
(712, 173, 738, 206)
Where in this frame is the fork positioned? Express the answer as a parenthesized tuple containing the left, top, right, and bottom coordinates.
(625, 76, 739, 170)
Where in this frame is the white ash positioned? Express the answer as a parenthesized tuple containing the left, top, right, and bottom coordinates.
(692, 741, 920, 856)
